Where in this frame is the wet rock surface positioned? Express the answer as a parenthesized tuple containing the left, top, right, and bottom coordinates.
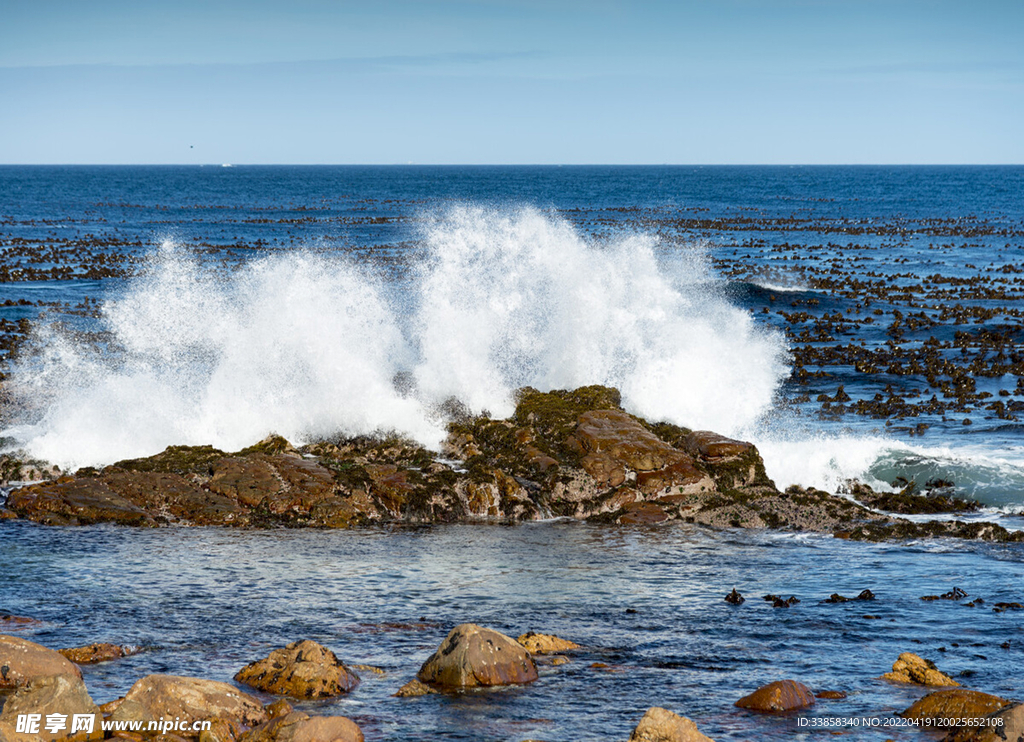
(234, 640, 360, 699)
(416, 624, 538, 689)
(734, 680, 816, 713)
(5, 386, 1018, 542)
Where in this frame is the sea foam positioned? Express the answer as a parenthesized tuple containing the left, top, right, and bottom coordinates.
(3, 206, 789, 470)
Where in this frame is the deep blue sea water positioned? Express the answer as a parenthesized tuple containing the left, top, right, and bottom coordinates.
(2, 166, 1023, 740)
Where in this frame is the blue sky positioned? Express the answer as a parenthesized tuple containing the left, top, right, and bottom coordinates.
(1, 0, 1021, 164)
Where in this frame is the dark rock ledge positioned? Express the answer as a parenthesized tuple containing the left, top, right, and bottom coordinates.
(2, 386, 1021, 542)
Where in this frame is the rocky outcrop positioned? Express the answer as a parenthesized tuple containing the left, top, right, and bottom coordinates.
(234, 641, 360, 699)
(515, 633, 580, 654)
(0, 674, 101, 741)
(902, 689, 1010, 723)
(59, 643, 136, 664)
(417, 624, 538, 689)
(628, 707, 715, 741)
(238, 712, 362, 742)
(109, 675, 267, 736)
(6, 386, 1020, 541)
(734, 680, 816, 712)
(0, 635, 82, 690)
(881, 652, 959, 687)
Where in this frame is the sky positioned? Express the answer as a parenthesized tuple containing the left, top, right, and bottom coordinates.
(1, 0, 1022, 164)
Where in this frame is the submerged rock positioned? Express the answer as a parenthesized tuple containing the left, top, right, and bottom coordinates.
(724, 589, 744, 605)
(515, 632, 580, 654)
(881, 652, 959, 687)
(417, 624, 538, 689)
(59, 643, 137, 664)
(234, 640, 360, 699)
(734, 680, 816, 713)
(628, 707, 715, 742)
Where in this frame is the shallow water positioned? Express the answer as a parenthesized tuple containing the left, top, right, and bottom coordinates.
(3, 518, 1023, 741)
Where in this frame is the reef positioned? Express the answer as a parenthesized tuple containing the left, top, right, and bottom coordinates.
(2, 386, 1019, 542)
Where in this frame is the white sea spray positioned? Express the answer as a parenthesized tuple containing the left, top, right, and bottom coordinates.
(2, 206, 787, 471)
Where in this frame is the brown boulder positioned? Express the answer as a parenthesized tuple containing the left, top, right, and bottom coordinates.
(234, 640, 359, 699)
(735, 680, 816, 712)
(417, 624, 538, 689)
(902, 689, 1010, 724)
(0, 635, 82, 690)
(629, 707, 715, 742)
(942, 703, 1024, 741)
(59, 643, 136, 664)
(6, 478, 155, 526)
(109, 675, 267, 736)
(515, 633, 580, 654)
(881, 652, 959, 687)
(239, 712, 362, 742)
(0, 674, 101, 741)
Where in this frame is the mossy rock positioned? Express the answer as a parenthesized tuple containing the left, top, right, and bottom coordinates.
(114, 445, 228, 475)
(237, 434, 294, 457)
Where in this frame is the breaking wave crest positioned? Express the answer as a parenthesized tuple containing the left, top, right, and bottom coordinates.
(2, 206, 790, 469)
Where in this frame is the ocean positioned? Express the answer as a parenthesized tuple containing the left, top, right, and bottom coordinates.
(1, 165, 1023, 740)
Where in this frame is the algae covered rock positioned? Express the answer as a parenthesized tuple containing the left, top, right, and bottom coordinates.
(6, 478, 156, 527)
(234, 640, 360, 699)
(417, 624, 538, 689)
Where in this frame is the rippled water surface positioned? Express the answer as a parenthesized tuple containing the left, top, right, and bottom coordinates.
(3, 520, 1023, 741)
